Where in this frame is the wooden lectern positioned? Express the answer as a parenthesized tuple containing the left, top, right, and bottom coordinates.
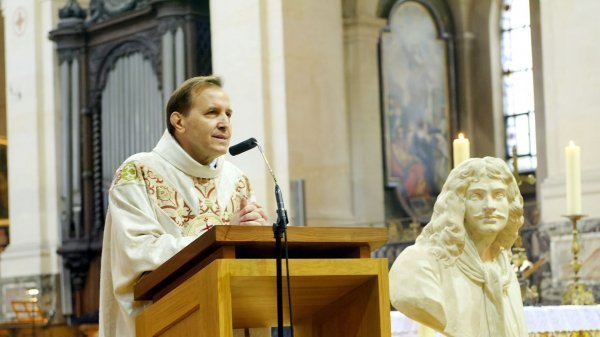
(134, 226, 391, 337)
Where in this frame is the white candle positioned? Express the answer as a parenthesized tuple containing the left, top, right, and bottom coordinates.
(453, 133, 470, 167)
(565, 141, 581, 214)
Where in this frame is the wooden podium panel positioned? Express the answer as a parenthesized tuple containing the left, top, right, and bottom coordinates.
(134, 226, 390, 337)
(135, 258, 390, 337)
(134, 226, 388, 302)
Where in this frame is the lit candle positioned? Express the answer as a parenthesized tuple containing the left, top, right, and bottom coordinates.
(565, 141, 581, 214)
(453, 133, 470, 167)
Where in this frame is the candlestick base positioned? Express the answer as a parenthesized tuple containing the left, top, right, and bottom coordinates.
(562, 282, 595, 305)
(561, 214, 596, 305)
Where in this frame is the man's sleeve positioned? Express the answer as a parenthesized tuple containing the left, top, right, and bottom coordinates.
(108, 181, 195, 295)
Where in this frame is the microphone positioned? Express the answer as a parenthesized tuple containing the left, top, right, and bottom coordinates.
(229, 138, 257, 156)
(228, 137, 288, 224)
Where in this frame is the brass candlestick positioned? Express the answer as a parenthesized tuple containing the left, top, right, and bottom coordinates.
(510, 146, 541, 303)
(511, 235, 528, 279)
(511, 146, 536, 186)
(561, 214, 596, 305)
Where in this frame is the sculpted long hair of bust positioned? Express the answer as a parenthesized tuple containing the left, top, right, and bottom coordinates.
(416, 157, 524, 265)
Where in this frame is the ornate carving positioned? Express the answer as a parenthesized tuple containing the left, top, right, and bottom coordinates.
(88, 30, 161, 104)
(58, 240, 93, 291)
(51, 5, 85, 65)
(88, 0, 103, 22)
(103, 0, 140, 13)
(89, 0, 150, 24)
(59, 0, 87, 20)
(91, 104, 104, 244)
(158, 15, 186, 35)
(57, 48, 81, 65)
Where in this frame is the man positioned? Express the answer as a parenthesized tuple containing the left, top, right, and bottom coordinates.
(389, 157, 528, 337)
(99, 76, 269, 337)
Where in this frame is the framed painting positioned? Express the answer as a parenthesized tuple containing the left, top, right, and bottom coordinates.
(379, 0, 457, 219)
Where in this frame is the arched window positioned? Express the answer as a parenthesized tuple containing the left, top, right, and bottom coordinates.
(501, 0, 536, 173)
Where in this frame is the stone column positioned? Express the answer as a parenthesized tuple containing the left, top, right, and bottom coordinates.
(210, 0, 290, 216)
(343, 7, 386, 227)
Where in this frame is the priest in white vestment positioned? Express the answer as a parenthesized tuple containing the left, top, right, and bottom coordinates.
(99, 76, 269, 337)
(389, 157, 528, 337)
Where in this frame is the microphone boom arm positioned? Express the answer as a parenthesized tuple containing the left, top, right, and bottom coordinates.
(256, 143, 279, 185)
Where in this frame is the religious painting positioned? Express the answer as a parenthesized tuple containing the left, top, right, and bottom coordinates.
(380, 0, 454, 219)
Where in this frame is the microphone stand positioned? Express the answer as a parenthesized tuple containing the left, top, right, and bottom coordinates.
(273, 184, 288, 337)
(255, 144, 293, 337)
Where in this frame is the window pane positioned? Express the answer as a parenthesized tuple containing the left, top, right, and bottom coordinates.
(501, 32, 513, 71)
(508, 28, 532, 71)
(501, 0, 536, 173)
(506, 116, 517, 153)
(502, 76, 514, 116)
(513, 71, 534, 113)
(517, 156, 534, 172)
(503, 71, 534, 115)
(509, 0, 530, 29)
(515, 114, 530, 155)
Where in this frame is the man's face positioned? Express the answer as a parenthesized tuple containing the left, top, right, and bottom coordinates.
(464, 176, 510, 239)
(173, 86, 232, 165)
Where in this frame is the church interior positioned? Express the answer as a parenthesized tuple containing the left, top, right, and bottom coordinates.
(0, 0, 598, 336)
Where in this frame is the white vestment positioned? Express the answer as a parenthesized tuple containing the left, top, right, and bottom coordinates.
(99, 131, 255, 337)
(389, 237, 528, 337)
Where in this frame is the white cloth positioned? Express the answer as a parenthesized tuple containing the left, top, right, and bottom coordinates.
(523, 305, 600, 333)
(99, 131, 254, 337)
(392, 305, 600, 336)
(389, 238, 528, 337)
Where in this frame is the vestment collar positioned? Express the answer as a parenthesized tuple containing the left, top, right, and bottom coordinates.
(153, 130, 223, 178)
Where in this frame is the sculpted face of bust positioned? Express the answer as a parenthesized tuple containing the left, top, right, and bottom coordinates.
(408, 157, 523, 262)
(464, 176, 509, 242)
(464, 175, 509, 261)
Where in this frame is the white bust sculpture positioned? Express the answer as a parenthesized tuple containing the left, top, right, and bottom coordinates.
(389, 157, 528, 337)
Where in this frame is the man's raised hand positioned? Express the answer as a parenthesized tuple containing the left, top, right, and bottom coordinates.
(230, 198, 269, 226)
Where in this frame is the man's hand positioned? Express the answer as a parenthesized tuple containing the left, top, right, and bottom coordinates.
(230, 198, 269, 226)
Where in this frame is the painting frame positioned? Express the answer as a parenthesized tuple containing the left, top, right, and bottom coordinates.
(378, 0, 458, 219)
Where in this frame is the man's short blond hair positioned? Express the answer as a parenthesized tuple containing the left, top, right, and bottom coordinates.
(165, 75, 223, 135)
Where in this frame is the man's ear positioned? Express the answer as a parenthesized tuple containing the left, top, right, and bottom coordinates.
(170, 111, 185, 133)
